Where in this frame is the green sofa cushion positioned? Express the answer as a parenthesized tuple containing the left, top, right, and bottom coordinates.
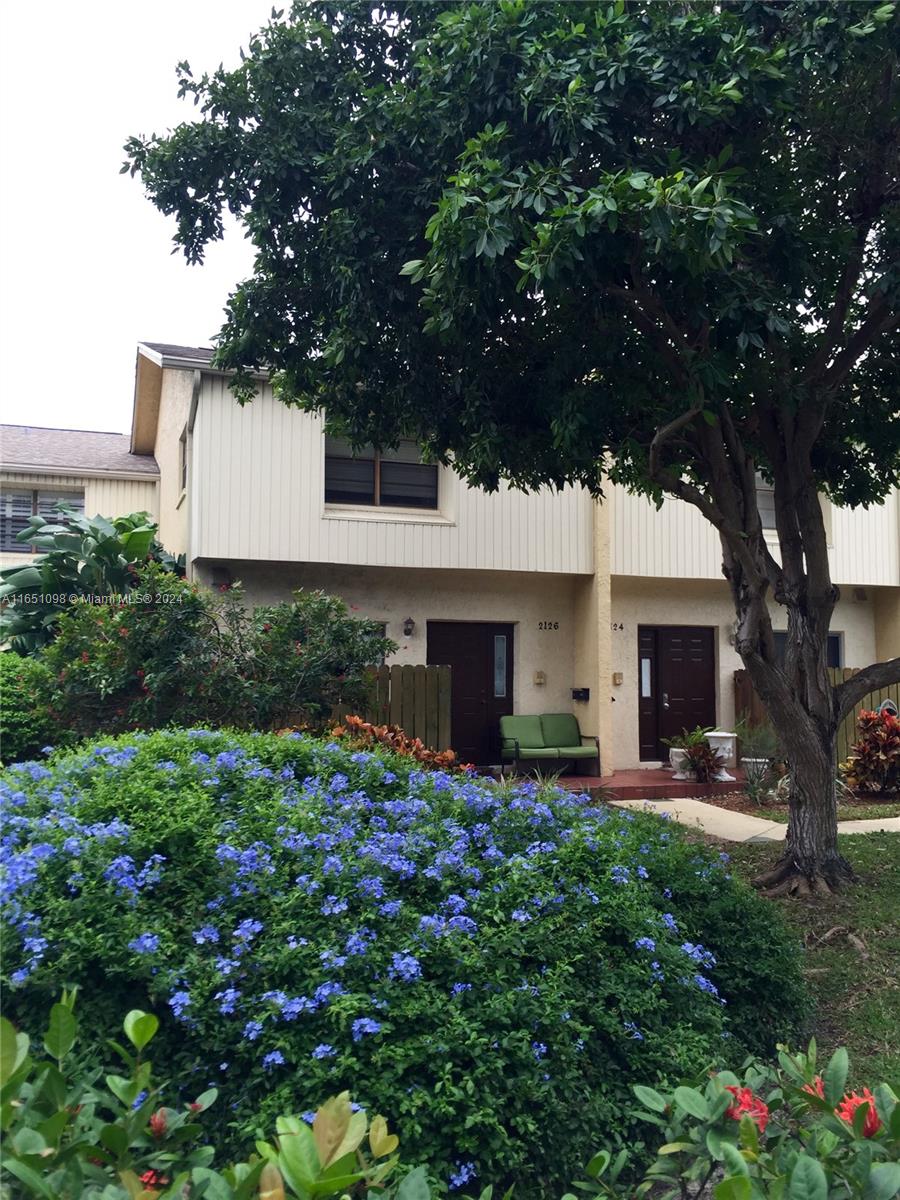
(500, 714, 545, 750)
(555, 745, 596, 758)
(501, 746, 561, 760)
(540, 713, 582, 748)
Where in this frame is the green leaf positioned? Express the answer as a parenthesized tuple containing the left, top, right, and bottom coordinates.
(673, 1086, 709, 1120)
(823, 1047, 848, 1107)
(714, 1178, 751, 1200)
(788, 1155, 827, 1200)
(123, 1010, 159, 1052)
(585, 1150, 610, 1178)
(659, 1142, 694, 1154)
(273, 1116, 319, 1194)
(721, 1143, 749, 1177)
(396, 1165, 431, 1200)
(43, 1003, 76, 1063)
(868, 1163, 900, 1200)
(1, 1158, 56, 1198)
(0, 1018, 28, 1086)
(706, 1129, 725, 1160)
(633, 1085, 668, 1112)
(100, 1123, 130, 1156)
(738, 1114, 759, 1153)
(399, 259, 424, 276)
(106, 1073, 139, 1107)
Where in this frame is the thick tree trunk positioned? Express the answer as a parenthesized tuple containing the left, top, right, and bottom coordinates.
(753, 712, 855, 896)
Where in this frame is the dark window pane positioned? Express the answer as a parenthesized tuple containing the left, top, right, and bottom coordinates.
(37, 491, 84, 518)
(380, 461, 438, 508)
(324, 456, 376, 505)
(325, 436, 374, 461)
(1, 489, 33, 552)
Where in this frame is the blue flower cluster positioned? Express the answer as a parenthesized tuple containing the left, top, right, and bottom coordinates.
(1, 728, 748, 1193)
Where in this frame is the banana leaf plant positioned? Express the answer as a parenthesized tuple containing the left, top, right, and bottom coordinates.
(0, 508, 184, 655)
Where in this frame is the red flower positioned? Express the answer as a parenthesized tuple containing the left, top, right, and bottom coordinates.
(835, 1089, 882, 1137)
(189, 1101, 202, 1112)
(139, 1169, 170, 1191)
(802, 1076, 825, 1099)
(149, 1108, 167, 1139)
(725, 1085, 769, 1133)
(81, 651, 90, 663)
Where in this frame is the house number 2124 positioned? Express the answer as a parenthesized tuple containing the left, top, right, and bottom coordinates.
(538, 621, 559, 630)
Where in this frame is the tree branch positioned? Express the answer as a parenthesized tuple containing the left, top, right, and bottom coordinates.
(812, 292, 900, 393)
(834, 657, 900, 722)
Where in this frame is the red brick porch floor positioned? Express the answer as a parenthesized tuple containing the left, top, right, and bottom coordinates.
(553, 767, 745, 802)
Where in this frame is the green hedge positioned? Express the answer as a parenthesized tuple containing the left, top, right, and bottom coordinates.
(0, 730, 807, 1193)
(0, 653, 56, 764)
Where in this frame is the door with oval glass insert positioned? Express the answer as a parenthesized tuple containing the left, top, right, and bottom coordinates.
(427, 622, 514, 765)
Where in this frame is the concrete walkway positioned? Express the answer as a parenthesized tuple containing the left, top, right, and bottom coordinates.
(609, 797, 900, 842)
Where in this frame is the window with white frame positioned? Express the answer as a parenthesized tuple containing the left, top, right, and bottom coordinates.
(1, 488, 85, 552)
(755, 474, 777, 530)
(324, 437, 438, 509)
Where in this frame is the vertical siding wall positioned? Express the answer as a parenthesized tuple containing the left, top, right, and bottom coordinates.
(0, 471, 158, 520)
(611, 486, 900, 587)
(193, 377, 594, 574)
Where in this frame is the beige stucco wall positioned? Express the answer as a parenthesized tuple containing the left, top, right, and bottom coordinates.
(873, 587, 900, 662)
(196, 559, 594, 727)
(153, 368, 194, 559)
(610, 576, 880, 769)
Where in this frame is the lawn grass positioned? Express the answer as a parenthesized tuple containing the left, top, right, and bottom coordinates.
(724, 833, 900, 1087)
(752, 802, 900, 823)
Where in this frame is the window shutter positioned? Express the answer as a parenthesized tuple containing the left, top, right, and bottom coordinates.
(37, 491, 84, 518)
(1, 490, 35, 552)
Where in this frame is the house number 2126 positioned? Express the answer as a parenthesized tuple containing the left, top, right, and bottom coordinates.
(538, 621, 559, 630)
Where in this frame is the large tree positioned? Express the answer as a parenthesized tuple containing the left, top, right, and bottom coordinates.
(126, 0, 900, 893)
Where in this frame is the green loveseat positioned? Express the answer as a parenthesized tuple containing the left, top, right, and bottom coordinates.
(500, 713, 600, 776)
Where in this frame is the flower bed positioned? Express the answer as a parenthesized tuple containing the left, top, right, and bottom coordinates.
(0, 730, 807, 1192)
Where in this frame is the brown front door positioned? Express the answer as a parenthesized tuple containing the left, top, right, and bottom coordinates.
(427, 622, 514, 765)
(638, 626, 716, 760)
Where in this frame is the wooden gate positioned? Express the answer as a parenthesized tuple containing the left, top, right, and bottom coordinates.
(336, 664, 451, 750)
(734, 667, 900, 762)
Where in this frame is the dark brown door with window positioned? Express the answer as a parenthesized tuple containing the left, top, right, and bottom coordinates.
(638, 626, 716, 760)
(427, 622, 514, 765)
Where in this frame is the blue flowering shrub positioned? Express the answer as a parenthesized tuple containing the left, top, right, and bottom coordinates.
(0, 730, 806, 1193)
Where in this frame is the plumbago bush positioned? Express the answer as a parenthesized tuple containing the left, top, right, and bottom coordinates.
(0, 730, 807, 1193)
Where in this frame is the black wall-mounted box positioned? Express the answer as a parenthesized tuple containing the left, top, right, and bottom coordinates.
(571, 687, 590, 702)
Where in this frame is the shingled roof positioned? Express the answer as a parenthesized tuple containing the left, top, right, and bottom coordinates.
(1, 425, 159, 477)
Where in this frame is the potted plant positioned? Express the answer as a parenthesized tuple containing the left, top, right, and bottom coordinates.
(735, 717, 779, 805)
(662, 726, 715, 777)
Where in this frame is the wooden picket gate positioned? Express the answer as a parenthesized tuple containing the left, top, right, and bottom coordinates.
(336, 664, 452, 750)
(734, 667, 900, 763)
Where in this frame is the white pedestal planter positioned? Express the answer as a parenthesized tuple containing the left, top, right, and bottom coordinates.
(669, 747, 689, 779)
(707, 730, 737, 768)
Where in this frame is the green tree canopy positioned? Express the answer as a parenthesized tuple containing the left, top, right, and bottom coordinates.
(126, 0, 900, 892)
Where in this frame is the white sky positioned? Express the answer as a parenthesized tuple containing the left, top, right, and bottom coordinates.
(0, 1, 277, 434)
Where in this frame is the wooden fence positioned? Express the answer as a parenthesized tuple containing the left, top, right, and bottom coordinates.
(336, 664, 451, 750)
(734, 667, 900, 763)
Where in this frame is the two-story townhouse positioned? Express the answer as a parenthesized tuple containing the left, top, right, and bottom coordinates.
(3, 343, 897, 771)
(127, 342, 900, 772)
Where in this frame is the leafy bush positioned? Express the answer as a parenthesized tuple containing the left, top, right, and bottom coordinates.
(841, 710, 900, 795)
(329, 713, 467, 772)
(0, 729, 807, 1193)
(0, 510, 184, 654)
(1, 996, 420, 1199)
(38, 564, 393, 736)
(679, 741, 725, 785)
(577, 1041, 900, 1200)
(0, 654, 57, 764)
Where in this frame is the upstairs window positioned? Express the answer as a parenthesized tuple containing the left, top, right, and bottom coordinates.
(324, 437, 438, 510)
(1, 488, 85, 552)
(755, 474, 777, 530)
